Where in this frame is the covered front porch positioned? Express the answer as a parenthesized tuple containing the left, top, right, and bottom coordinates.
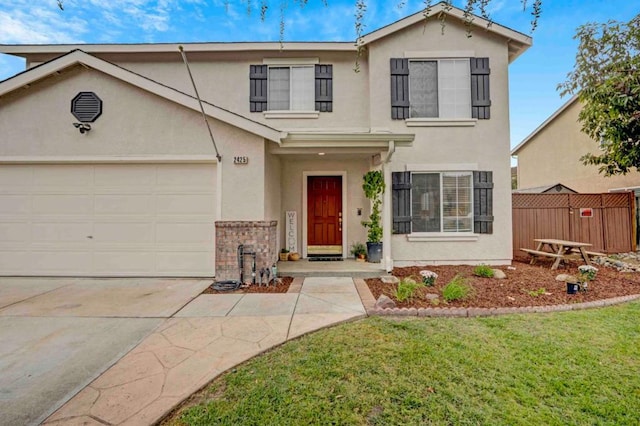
(270, 130, 414, 271)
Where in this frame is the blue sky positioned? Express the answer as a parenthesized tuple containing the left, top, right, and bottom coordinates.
(0, 0, 638, 151)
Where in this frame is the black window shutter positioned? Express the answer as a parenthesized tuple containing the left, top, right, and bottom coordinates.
(315, 64, 333, 112)
(473, 171, 494, 234)
(249, 65, 268, 112)
(390, 58, 410, 120)
(470, 58, 491, 119)
(392, 171, 412, 234)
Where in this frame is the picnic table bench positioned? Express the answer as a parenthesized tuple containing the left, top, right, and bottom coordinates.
(521, 238, 597, 270)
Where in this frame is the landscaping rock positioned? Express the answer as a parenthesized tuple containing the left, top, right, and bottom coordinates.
(555, 273, 575, 282)
(424, 293, 439, 301)
(375, 295, 396, 309)
(492, 269, 506, 279)
(380, 276, 399, 284)
(592, 253, 640, 272)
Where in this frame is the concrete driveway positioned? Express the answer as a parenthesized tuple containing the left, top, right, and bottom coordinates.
(0, 277, 210, 426)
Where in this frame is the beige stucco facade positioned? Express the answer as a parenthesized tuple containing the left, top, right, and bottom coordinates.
(0, 5, 531, 275)
(368, 19, 514, 264)
(513, 98, 640, 193)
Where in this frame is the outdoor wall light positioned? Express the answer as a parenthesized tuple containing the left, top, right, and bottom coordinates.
(73, 123, 92, 134)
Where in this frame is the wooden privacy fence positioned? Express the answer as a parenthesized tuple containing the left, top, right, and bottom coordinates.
(512, 192, 636, 258)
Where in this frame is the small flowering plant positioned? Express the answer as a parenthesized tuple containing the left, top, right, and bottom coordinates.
(419, 270, 438, 286)
(578, 265, 598, 282)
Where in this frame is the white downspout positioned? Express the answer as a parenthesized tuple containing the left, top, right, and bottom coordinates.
(213, 159, 223, 278)
(382, 141, 395, 272)
(216, 159, 223, 220)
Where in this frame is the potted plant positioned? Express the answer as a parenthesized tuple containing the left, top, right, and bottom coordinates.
(279, 248, 289, 261)
(350, 242, 367, 262)
(361, 170, 385, 263)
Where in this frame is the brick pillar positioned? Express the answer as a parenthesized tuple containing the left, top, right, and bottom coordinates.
(215, 221, 278, 282)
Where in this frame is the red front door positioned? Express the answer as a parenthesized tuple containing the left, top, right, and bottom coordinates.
(307, 176, 342, 254)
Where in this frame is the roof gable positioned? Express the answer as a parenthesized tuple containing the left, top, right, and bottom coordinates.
(361, 2, 531, 62)
(0, 50, 284, 143)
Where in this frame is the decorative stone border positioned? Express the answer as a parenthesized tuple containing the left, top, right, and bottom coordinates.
(353, 279, 640, 317)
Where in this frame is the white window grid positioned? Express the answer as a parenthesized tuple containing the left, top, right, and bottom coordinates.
(408, 58, 471, 119)
(267, 65, 314, 111)
(411, 171, 474, 233)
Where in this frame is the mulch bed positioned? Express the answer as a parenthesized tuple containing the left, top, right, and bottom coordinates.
(366, 258, 640, 309)
(202, 276, 293, 294)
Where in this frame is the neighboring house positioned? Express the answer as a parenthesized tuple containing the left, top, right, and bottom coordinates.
(511, 95, 640, 194)
(0, 4, 531, 277)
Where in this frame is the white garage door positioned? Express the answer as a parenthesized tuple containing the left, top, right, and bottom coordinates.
(0, 163, 216, 277)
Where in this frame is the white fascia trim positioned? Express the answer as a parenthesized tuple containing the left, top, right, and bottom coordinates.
(283, 132, 415, 144)
(405, 118, 477, 127)
(0, 42, 356, 56)
(270, 147, 385, 155)
(511, 95, 579, 156)
(263, 58, 319, 65)
(404, 50, 475, 58)
(0, 155, 219, 164)
(407, 233, 479, 242)
(406, 163, 478, 172)
(264, 111, 320, 119)
(0, 50, 285, 144)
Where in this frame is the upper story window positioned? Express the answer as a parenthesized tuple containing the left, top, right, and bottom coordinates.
(250, 64, 333, 114)
(268, 66, 315, 111)
(391, 57, 491, 121)
(409, 59, 471, 119)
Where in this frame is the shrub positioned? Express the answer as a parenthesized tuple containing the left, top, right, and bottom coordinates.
(395, 277, 424, 302)
(527, 288, 546, 297)
(473, 264, 494, 278)
(442, 275, 473, 302)
(578, 265, 598, 282)
(419, 270, 438, 286)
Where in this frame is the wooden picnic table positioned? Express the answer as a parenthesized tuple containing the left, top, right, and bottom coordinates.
(520, 238, 601, 270)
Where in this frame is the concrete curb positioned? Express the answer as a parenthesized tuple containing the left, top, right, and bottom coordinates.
(356, 281, 640, 317)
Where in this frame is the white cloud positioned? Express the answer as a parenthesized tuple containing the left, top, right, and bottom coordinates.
(0, 10, 85, 43)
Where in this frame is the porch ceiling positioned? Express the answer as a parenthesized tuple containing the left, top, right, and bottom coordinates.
(271, 131, 414, 156)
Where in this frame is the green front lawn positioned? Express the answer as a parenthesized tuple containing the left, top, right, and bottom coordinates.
(168, 302, 640, 425)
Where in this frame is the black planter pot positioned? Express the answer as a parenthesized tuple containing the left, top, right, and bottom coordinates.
(366, 242, 383, 263)
(566, 282, 580, 294)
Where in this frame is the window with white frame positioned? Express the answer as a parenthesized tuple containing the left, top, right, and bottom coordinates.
(409, 59, 471, 119)
(411, 172, 473, 233)
(268, 66, 315, 111)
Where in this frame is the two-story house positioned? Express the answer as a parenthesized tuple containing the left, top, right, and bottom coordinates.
(0, 4, 531, 277)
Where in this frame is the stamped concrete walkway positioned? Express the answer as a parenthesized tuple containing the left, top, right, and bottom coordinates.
(44, 277, 366, 425)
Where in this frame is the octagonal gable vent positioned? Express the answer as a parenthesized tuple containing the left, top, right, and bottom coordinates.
(71, 92, 102, 123)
